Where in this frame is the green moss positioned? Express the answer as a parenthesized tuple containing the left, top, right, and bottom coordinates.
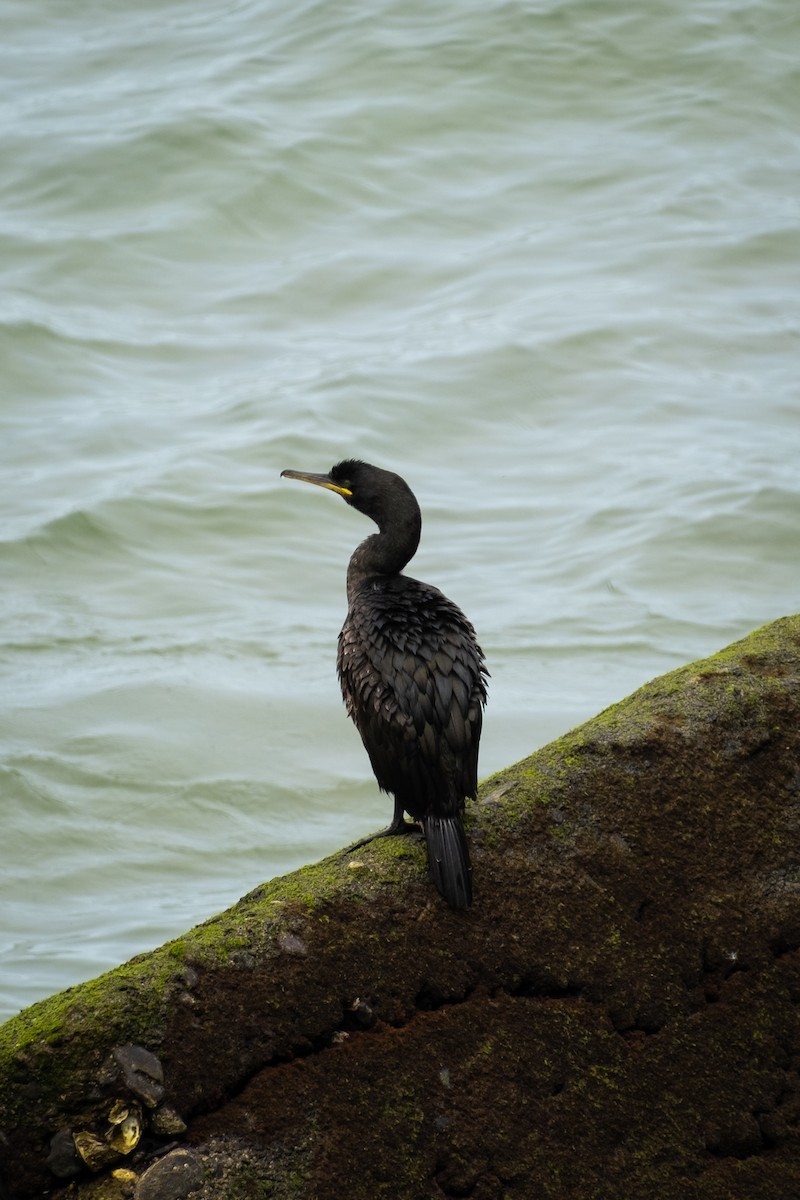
(0, 950, 180, 1133)
(0, 828, 430, 1095)
(0, 952, 172, 1059)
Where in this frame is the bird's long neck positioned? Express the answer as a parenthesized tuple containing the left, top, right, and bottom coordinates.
(346, 508, 421, 604)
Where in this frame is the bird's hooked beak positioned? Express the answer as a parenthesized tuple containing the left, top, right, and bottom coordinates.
(280, 469, 353, 498)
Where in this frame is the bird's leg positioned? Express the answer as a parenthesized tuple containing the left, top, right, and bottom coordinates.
(341, 797, 420, 855)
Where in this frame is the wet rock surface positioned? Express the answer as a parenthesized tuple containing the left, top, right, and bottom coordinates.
(1, 616, 800, 1199)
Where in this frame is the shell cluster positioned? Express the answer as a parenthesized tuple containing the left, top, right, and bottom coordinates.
(46, 1043, 188, 1183)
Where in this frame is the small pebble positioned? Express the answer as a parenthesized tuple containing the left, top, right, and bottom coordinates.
(46, 1128, 82, 1179)
(350, 998, 376, 1029)
(150, 1105, 188, 1136)
(229, 950, 256, 970)
(113, 1045, 165, 1108)
(278, 932, 308, 957)
(135, 1148, 204, 1200)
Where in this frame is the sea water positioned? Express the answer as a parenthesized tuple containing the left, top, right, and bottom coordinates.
(1, 0, 798, 1019)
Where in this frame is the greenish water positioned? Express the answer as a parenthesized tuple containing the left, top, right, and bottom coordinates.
(1, 0, 798, 1020)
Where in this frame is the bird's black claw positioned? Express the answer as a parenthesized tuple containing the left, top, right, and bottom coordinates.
(341, 820, 420, 855)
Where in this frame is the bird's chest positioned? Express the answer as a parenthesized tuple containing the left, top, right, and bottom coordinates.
(336, 586, 433, 710)
(340, 589, 428, 662)
(338, 604, 424, 672)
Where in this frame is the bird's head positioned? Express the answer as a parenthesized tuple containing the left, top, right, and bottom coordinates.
(281, 459, 420, 533)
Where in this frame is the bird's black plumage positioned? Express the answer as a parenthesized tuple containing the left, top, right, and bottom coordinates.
(280, 459, 488, 909)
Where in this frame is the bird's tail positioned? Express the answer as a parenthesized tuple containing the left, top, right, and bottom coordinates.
(423, 815, 472, 910)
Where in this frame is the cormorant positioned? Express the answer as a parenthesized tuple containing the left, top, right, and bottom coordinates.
(281, 459, 488, 909)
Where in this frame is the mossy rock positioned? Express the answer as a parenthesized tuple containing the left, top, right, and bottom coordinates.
(2, 616, 800, 1198)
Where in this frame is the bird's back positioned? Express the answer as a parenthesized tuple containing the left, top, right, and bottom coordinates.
(337, 573, 487, 822)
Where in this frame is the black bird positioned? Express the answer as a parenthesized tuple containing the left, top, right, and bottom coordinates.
(281, 459, 488, 909)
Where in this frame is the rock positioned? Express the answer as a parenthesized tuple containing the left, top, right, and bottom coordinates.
(349, 997, 376, 1030)
(149, 1105, 187, 1136)
(110, 1046, 165, 1109)
(2, 616, 800, 1199)
(277, 932, 308, 957)
(134, 1149, 203, 1200)
(45, 1129, 82, 1179)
